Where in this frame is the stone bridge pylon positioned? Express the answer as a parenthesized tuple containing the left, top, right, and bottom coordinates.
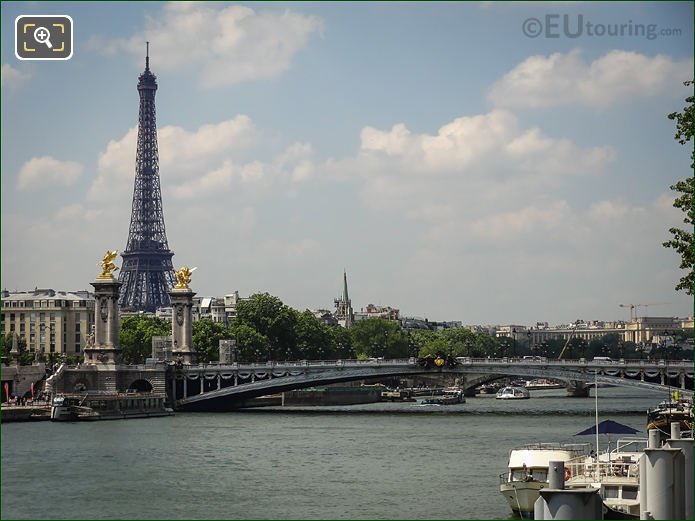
(49, 253, 173, 396)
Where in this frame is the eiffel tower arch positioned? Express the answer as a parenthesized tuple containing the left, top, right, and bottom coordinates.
(119, 44, 176, 312)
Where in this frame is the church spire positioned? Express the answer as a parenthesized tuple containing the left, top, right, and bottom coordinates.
(335, 270, 353, 328)
(342, 269, 349, 302)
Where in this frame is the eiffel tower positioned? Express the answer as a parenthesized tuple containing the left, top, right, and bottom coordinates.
(118, 44, 175, 312)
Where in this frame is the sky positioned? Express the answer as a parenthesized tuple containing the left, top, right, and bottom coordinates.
(1, 1, 693, 327)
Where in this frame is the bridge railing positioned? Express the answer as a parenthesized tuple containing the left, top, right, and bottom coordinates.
(174, 357, 690, 371)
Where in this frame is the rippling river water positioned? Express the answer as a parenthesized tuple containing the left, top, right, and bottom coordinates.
(1, 386, 668, 519)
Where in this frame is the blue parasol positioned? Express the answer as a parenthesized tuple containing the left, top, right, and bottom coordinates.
(575, 419, 640, 436)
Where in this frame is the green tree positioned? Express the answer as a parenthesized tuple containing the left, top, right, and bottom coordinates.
(418, 338, 450, 357)
(568, 337, 587, 359)
(544, 338, 566, 358)
(664, 80, 694, 295)
(232, 293, 298, 358)
(441, 328, 478, 356)
(1, 333, 33, 365)
(328, 325, 354, 359)
(474, 333, 498, 357)
(192, 319, 231, 363)
(1, 333, 26, 359)
(349, 318, 408, 358)
(119, 315, 170, 364)
(496, 336, 513, 357)
(409, 329, 437, 349)
(233, 292, 284, 337)
(230, 323, 270, 363)
(295, 310, 336, 360)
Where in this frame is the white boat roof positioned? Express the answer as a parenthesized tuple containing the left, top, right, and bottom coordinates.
(509, 447, 587, 468)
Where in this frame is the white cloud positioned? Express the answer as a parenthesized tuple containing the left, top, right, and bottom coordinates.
(335, 109, 613, 229)
(169, 140, 315, 200)
(55, 203, 104, 222)
(88, 115, 258, 202)
(488, 49, 694, 108)
(1, 63, 31, 89)
(106, 3, 323, 88)
(17, 156, 83, 191)
(360, 110, 518, 173)
(469, 201, 574, 238)
(588, 199, 631, 220)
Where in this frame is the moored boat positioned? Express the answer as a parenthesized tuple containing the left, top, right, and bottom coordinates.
(478, 382, 501, 394)
(499, 442, 591, 518)
(496, 386, 530, 400)
(524, 379, 565, 390)
(564, 438, 646, 519)
(421, 386, 465, 405)
(646, 395, 693, 434)
(381, 389, 416, 402)
(50, 391, 173, 421)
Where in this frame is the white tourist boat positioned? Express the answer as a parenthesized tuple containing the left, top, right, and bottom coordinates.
(499, 442, 591, 518)
(420, 387, 465, 405)
(564, 438, 647, 519)
(51, 391, 173, 421)
(496, 386, 530, 400)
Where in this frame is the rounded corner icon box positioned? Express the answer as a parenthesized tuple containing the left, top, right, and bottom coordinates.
(15, 15, 73, 61)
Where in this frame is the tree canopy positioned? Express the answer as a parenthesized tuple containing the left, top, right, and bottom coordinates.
(192, 319, 231, 363)
(664, 80, 694, 295)
(119, 314, 170, 364)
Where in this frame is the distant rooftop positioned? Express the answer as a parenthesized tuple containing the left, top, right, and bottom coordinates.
(1, 288, 94, 301)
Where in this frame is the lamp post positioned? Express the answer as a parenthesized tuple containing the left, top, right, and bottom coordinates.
(500, 339, 509, 358)
(512, 328, 517, 358)
(408, 333, 417, 358)
(660, 331, 670, 360)
(465, 339, 473, 357)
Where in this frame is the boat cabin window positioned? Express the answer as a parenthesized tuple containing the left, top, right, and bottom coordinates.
(533, 470, 547, 482)
(622, 487, 638, 500)
(604, 486, 619, 499)
(511, 469, 526, 481)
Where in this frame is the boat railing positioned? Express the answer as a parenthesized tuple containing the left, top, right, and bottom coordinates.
(614, 438, 648, 454)
(566, 454, 640, 482)
(511, 442, 592, 453)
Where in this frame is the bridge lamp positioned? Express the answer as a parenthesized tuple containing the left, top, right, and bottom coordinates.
(660, 331, 671, 360)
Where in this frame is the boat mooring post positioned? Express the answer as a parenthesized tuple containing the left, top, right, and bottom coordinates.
(641, 427, 685, 521)
(670, 421, 681, 440)
(534, 460, 602, 520)
(666, 423, 693, 521)
(548, 460, 565, 490)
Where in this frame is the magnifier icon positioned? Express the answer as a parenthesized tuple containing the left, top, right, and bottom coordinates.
(33, 26, 53, 49)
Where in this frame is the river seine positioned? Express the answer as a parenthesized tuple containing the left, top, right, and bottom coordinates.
(1, 386, 667, 519)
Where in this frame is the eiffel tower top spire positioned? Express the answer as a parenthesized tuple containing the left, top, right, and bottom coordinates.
(118, 47, 176, 312)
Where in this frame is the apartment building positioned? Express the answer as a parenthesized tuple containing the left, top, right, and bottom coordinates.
(1, 289, 95, 356)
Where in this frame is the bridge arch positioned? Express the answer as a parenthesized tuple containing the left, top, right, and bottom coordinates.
(127, 378, 153, 392)
(170, 359, 694, 411)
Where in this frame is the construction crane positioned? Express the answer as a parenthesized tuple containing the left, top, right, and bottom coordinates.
(618, 303, 669, 322)
(557, 324, 578, 360)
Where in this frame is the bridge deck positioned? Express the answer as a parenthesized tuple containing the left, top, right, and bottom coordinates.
(170, 358, 693, 409)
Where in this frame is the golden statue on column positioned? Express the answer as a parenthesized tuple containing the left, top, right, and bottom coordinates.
(98, 250, 120, 279)
(174, 266, 197, 289)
